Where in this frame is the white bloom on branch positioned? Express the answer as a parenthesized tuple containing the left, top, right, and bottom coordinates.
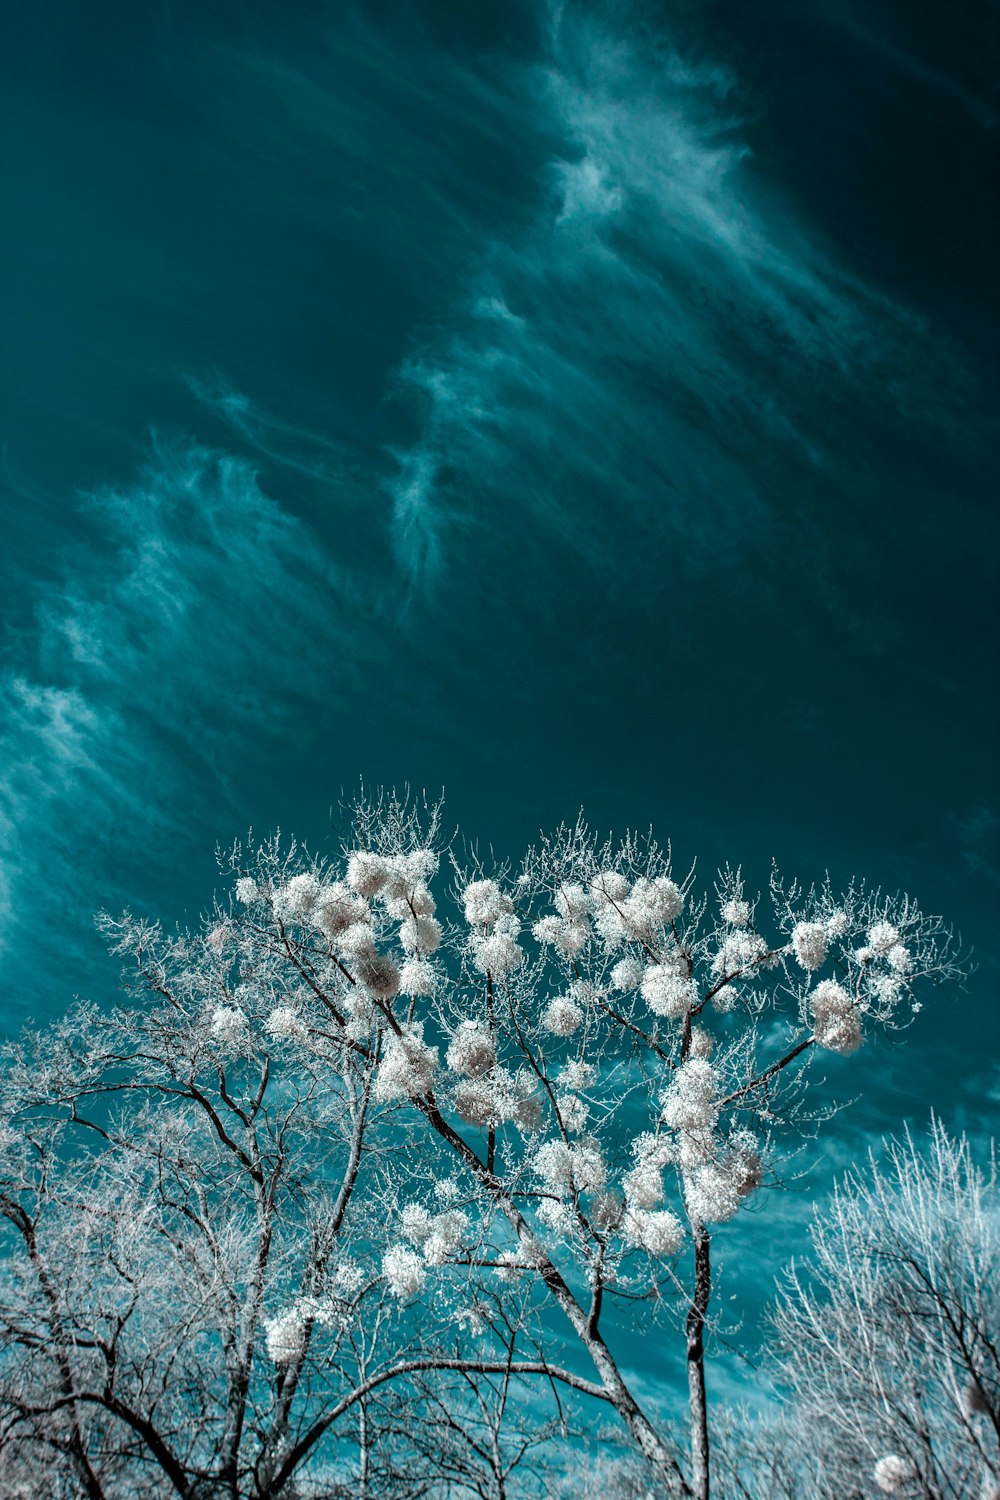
(399, 1203, 435, 1246)
(558, 1059, 596, 1091)
(622, 1207, 684, 1257)
(556, 1093, 589, 1134)
(712, 930, 769, 978)
(346, 852, 390, 897)
(873, 1454, 916, 1493)
(446, 1021, 496, 1077)
(398, 958, 437, 997)
(265, 1007, 309, 1045)
(313, 882, 368, 938)
(339, 922, 378, 959)
(888, 942, 912, 973)
(235, 876, 259, 904)
(791, 921, 828, 972)
(272, 872, 322, 923)
(689, 1027, 714, 1059)
(641, 964, 697, 1018)
(382, 1245, 426, 1301)
(825, 908, 849, 937)
(554, 883, 593, 919)
(454, 1076, 510, 1129)
(541, 995, 584, 1036)
(610, 956, 644, 991)
(809, 979, 862, 1053)
(470, 917, 523, 977)
(264, 1306, 307, 1365)
(622, 876, 684, 936)
(209, 1006, 248, 1050)
(662, 1060, 719, 1131)
(591, 870, 631, 902)
(355, 953, 401, 1000)
(399, 914, 442, 954)
(462, 879, 512, 928)
(533, 1137, 607, 1195)
(422, 1209, 469, 1266)
(721, 897, 750, 927)
(374, 1024, 438, 1102)
(868, 921, 901, 957)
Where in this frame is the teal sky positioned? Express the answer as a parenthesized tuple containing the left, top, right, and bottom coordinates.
(1, 0, 997, 1252)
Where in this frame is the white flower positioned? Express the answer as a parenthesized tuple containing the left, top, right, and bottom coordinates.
(399, 1203, 435, 1246)
(313, 882, 368, 938)
(532, 915, 589, 955)
(712, 930, 768, 978)
(265, 1306, 307, 1365)
(868, 921, 901, 957)
(355, 953, 401, 1000)
(339, 922, 378, 959)
(689, 1026, 714, 1059)
(463, 879, 512, 928)
(711, 984, 737, 1013)
(814, 1011, 862, 1054)
(382, 1245, 426, 1301)
(809, 980, 862, 1053)
(510, 1071, 545, 1133)
(873, 1454, 916, 1493)
(209, 1006, 248, 1050)
(825, 908, 849, 938)
(640, 964, 697, 1018)
(470, 923, 523, 977)
(791, 921, 828, 972)
(330, 1260, 364, 1297)
(590, 870, 630, 902)
(422, 1209, 469, 1266)
(235, 876, 259, 904)
(346, 852, 390, 897)
(887, 942, 912, 973)
(399, 915, 442, 954)
(495, 1248, 525, 1283)
(454, 1076, 509, 1129)
(398, 958, 437, 997)
(557, 1059, 596, 1091)
(541, 995, 584, 1036)
(622, 876, 684, 937)
(446, 1021, 496, 1077)
(533, 1137, 606, 1195)
(265, 1007, 309, 1045)
(556, 1094, 589, 1133)
(622, 1162, 663, 1209)
(272, 873, 322, 923)
(610, 956, 644, 991)
(685, 1159, 741, 1224)
(374, 1024, 438, 1102)
(662, 1060, 719, 1131)
(622, 1207, 684, 1256)
(721, 898, 750, 927)
(554, 883, 593, 919)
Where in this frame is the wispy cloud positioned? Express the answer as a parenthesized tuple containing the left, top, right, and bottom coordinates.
(0, 439, 365, 1004)
(383, 5, 977, 598)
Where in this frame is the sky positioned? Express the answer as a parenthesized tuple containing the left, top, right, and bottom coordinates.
(0, 0, 997, 1408)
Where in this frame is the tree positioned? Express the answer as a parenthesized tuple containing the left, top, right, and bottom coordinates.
(0, 791, 961, 1497)
(770, 1120, 1000, 1500)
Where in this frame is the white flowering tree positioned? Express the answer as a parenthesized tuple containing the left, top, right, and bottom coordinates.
(770, 1120, 1000, 1500)
(0, 793, 961, 1498)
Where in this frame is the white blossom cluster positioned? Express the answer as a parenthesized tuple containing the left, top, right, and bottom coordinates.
(264, 1305, 308, 1365)
(640, 958, 697, 1019)
(445, 1021, 496, 1077)
(265, 1006, 309, 1045)
(808, 979, 861, 1054)
(374, 1024, 438, 1102)
(209, 1006, 248, 1052)
(460, 878, 525, 977)
(398, 1201, 470, 1266)
(873, 1454, 916, 1493)
(532, 1137, 607, 1196)
(381, 1244, 426, 1301)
